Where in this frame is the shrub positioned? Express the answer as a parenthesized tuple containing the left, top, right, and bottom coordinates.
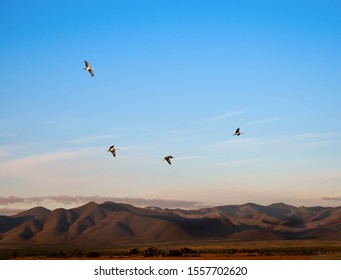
(86, 251, 101, 258)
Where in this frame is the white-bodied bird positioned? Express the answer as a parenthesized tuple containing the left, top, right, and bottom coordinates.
(163, 155, 174, 165)
(108, 145, 119, 157)
(83, 60, 95, 77)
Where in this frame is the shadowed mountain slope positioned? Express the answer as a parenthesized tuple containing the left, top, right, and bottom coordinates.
(0, 202, 340, 245)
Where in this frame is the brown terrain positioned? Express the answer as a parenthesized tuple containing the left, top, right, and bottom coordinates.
(0, 201, 341, 259)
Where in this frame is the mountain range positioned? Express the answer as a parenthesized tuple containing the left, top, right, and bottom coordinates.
(0, 201, 340, 245)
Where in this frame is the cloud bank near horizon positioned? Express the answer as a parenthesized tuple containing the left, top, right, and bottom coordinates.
(0, 195, 339, 216)
(321, 197, 341, 202)
(0, 195, 205, 210)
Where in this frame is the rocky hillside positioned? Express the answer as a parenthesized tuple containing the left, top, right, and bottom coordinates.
(0, 202, 340, 245)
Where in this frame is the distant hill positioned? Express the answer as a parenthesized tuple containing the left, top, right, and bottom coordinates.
(0, 202, 340, 245)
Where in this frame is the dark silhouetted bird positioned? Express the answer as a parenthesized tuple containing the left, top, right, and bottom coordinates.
(163, 155, 174, 165)
(83, 60, 95, 77)
(234, 128, 243, 136)
(108, 145, 119, 157)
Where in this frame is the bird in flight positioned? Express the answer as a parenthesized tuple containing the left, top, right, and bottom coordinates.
(83, 60, 95, 77)
(163, 155, 174, 165)
(234, 128, 243, 136)
(108, 145, 119, 157)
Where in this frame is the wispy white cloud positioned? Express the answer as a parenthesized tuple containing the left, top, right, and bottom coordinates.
(206, 138, 264, 162)
(297, 132, 340, 140)
(209, 130, 340, 153)
(175, 156, 205, 161)
(247, 117, 281, 125)
(210, 158, 260, 167)
(69, 134, 117, 145)
(207, 110, 245, 121)
(39, 118, 88, 129)
(209, 137, 264, 151)
(0, 147, 102, 176)
(285, 158, 320, 166)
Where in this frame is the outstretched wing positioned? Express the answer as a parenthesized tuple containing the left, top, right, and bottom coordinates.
(89, 68, 94, 76)
(164, 155, 173, 165)
(84, 60, 90, 68)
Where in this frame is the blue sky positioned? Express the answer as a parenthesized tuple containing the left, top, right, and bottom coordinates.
(1, 0, 341, 213)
